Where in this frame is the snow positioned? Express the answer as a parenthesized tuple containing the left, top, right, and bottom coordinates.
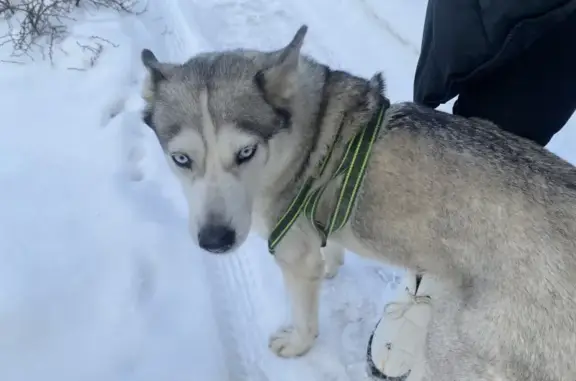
(0, 0, 574, 380)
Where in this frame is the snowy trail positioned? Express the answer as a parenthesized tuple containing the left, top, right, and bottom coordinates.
(123, 0, 413, 380)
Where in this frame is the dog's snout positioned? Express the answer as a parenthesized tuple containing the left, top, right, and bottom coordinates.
(198, 224, 236, 253)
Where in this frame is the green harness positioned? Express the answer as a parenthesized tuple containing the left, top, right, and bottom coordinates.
(267, 102, 388, 254)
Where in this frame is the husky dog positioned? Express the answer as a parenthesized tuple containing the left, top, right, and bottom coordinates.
(140, 25, 576, 381)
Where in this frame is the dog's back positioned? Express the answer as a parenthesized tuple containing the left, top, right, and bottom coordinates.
(353, 102, 576, 380)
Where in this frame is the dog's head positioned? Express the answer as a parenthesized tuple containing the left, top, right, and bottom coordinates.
(140, 26, 309, 254)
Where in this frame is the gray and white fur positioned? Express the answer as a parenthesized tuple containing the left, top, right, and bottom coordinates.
(140, 25, 576, 381)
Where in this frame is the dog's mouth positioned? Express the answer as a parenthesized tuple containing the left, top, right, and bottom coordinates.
(202, 245, 235, 255)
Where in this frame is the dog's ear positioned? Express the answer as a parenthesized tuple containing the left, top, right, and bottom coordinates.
(368, 72, 390, 109)
(141, 49, 178, 104)
(255, 25, 308, 108)
(141, 49, 166, 85)
(369, 72, 386, 96)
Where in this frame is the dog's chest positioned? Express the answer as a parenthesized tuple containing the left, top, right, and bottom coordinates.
(251, 199, 273, 239)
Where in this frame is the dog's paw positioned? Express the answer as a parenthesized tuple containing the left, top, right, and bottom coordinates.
(268, 326, 317, 357)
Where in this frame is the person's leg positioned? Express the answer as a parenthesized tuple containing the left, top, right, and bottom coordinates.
(453, 10, 576, 147)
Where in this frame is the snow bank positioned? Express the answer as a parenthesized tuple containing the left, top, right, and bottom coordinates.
(0, 10, 227, 381)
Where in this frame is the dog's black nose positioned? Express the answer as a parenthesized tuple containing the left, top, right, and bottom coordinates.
(198, 225, 236, 253)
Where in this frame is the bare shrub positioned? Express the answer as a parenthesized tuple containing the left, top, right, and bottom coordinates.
(0, 0, 140, 61)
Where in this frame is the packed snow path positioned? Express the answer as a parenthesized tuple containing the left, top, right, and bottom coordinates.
(1, 0, 575, 380)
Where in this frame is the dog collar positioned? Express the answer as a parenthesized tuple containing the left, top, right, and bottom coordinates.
(267, 100, 389, 254)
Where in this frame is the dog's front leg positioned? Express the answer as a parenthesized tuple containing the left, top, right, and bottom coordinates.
(269, 231, 323, 358)
(322, 239, 345, 279)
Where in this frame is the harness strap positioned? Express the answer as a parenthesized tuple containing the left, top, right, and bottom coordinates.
(268, 102, 387, 254)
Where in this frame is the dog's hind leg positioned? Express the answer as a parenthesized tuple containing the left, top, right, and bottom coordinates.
(322, 240, 345, 279)
(269, 230, 324, 357)
(422, 292, 498, 381)
(420, 341, 495, 381)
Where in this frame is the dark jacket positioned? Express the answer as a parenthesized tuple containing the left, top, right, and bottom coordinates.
(413, 0, 576, 109)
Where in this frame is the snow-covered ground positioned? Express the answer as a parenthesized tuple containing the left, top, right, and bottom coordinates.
(0, 1, 574, 380)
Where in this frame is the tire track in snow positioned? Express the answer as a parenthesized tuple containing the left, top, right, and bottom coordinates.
(136, 1, 289, 380)
(284, 0, 421, 102)
(154, 2, 305, 380)
(102, 13, 232, 381)
(165, 1, 303, 378)
(355, 0, 421, 56)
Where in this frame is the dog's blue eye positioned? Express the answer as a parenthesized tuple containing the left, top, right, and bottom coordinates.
(171, 152, 192, 168)
(236, 144, 258, 164)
